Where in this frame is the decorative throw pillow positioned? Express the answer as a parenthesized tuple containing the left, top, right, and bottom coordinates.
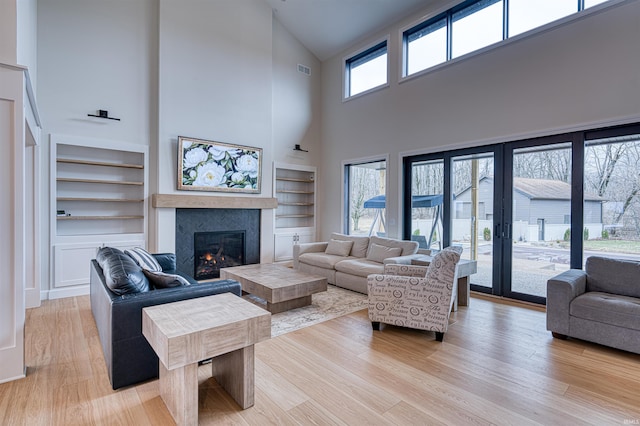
(96, 246, 149, 295)
(325, 239, 354, 257)
(366, 243, 402, 263)
(125, 247, 163, 272)
(142, 269, 190, 289)
(331, 232, 369, 258)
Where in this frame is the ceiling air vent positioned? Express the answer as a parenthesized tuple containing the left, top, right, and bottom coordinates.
(297, 64, 311, 76)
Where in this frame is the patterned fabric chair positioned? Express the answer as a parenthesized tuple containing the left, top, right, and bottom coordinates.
(367, 246, 462, 341)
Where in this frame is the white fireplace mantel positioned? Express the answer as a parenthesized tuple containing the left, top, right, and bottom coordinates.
(152, 193, 277, 209)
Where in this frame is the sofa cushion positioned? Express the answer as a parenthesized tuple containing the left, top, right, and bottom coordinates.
(367, 243, 402, 263)
(571, 292, 640, 331)
(125, 247, 163, 272)
(325, 239, 354, 257)
(331, 232, 369, 258)
(298, 252, 353, 269)
(142, 269, 191, 289)
(585, 256, 640, 298)
(335, 258, 385, 278)
(369, 235, 419, 256)
(96, 247, 149, 295)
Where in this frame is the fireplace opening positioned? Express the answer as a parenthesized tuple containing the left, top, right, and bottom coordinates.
(194, 230, 246, 280)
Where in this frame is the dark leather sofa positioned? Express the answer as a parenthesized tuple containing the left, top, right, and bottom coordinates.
(90, 247, 242, 390)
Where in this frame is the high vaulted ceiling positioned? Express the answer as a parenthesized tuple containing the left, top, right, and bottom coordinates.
(263, 0, 437, 61)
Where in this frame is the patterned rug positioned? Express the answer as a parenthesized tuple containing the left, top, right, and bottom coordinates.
(243, 284, 368, 337)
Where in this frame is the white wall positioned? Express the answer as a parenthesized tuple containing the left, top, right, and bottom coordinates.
(154, 0, 274, 255)
(319, 1, 640, 240)
(271, 18, 322, 167)
(0, 66, 26, 383)
(0, 0, 17, 63)
(37, 0, 156, 143)
(16, 0, 37, 82)
(154, 0, 322, 260)
(37, 0, 322, 268)
(36, 0, 157, 296)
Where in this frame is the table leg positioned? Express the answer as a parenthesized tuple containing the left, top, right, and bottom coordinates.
(212, 345, 255, 409)
(159, 361, 198, 426)
(457, 276, 470, 307)
(267, 295, 312, 314)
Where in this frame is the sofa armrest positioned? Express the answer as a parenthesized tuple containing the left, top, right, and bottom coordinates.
(153, 253, 176, 271)
(383, 253, 424, 265)
(293, 242, 328, 268)
(546, 269, 587, 335)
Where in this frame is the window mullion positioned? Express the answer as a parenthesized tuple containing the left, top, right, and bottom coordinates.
(503, 0, 509, 40)
(446, 12, 453, 61)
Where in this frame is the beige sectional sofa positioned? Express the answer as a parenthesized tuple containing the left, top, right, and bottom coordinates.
(293, 232, 420, 294)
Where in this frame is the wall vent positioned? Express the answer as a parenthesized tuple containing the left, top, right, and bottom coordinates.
(297, 64, 311, 76)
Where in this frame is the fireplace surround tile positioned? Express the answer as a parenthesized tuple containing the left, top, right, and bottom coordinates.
(175, 208, 260, 279)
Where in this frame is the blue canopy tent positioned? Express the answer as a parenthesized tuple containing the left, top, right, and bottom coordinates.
(363, 194, 443, 249)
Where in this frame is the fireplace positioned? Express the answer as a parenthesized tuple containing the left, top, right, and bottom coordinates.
(175, 208, 261, 281)
(194, 230, 246, 280)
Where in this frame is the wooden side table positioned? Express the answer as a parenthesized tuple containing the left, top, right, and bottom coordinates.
(142, 293, 271, 425)
(411, 255, 478, 310)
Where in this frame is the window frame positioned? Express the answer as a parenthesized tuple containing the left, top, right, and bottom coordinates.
(400, 0, 620, 82)
(342, 155, 389, 236)
(343, 36, 390, 101)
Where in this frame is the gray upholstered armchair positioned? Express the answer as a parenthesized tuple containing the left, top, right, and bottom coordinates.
(546, 256, 640, 354)
(367, 246, 462, 342)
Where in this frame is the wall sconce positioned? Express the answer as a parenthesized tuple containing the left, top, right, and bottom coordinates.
(293, 144, 308, 152)
(88, 109, 120, 121)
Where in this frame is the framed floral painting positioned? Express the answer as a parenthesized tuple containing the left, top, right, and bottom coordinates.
(177, 136, 262, 193)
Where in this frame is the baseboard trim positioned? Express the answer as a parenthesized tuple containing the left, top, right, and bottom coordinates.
(44, 285, 90, 300)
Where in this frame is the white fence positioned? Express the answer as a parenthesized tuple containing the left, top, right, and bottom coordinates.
(413, 219, 603, 243)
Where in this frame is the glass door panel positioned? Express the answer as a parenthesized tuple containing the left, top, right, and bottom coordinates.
(510, 143, 572, 298)
(346, 160, 386, 236)
(584, 133, 640, 264)
(451, 153, 494, 289)
(410, 159, 444, 250)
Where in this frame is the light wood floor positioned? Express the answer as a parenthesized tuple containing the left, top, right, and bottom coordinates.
(1, 294, 640, 425)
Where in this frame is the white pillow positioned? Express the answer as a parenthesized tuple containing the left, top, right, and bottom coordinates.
(125, 247, 163, 272)
(143, 269, 191, 288)
(325, 239, 354, 257)
(366, 243, 402, 263)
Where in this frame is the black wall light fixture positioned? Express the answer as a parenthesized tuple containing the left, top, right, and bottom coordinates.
(88, 109, 121, 121)
(293, 144, 308, 152)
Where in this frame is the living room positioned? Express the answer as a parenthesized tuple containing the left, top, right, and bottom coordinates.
(2, 0, 640, 423)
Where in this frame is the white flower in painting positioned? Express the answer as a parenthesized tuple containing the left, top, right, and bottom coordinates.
(209, 146, 229, 161)
(189, 170, 196, 178)
(231, 172, 245, 184)
(193, 162, 226, 187)
(182, 141, 192, 149)
(235, 154, 259, 178)
(183, 147, 208, 168)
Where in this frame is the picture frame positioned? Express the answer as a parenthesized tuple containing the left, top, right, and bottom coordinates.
(177, 136, 262, 193)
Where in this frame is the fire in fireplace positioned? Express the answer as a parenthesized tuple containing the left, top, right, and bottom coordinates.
(194, 230, 246, 280)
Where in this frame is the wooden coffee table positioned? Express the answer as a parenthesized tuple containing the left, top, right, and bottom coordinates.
(220, 263, 327, 314)
(142, 293, 271, 425)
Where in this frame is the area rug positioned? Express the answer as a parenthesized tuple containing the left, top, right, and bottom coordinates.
(243, 285, 368, 337)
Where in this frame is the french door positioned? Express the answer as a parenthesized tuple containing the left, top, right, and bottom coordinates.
(403, 124, 640, 304)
